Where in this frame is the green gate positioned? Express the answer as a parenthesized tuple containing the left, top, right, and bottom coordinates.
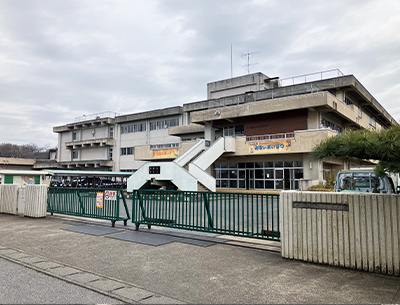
(47, 188, 130, 227)
(132, 190, 280, 241)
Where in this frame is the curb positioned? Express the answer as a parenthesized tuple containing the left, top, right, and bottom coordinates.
(0, 246, 187, 304)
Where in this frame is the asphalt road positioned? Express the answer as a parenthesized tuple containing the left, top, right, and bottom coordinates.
(0, 257, 123, 304)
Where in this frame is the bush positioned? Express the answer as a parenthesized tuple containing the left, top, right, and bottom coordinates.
(307, 184, 334, 192)
(324, 170, 336, 188)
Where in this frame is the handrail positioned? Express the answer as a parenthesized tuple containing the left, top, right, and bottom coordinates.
(279, 69, 345, 87)
(74, 111, 121, 122)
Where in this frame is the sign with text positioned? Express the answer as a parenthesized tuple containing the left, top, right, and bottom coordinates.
(104, 190, 117, 201)
(96, 192, 104, 208)
(152, 148, 179, 159)
(249, 140, 291, 154)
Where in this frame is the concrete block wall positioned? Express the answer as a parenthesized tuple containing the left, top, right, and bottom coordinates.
(24, 185, 48, 218)
(0, 185, 19, 214)
(280, 191, 400, 276)
(0, 185, 48, 218)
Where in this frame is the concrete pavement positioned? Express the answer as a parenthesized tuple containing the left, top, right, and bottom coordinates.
(0, 257, 124, 304)
(0, 213, 399, 304)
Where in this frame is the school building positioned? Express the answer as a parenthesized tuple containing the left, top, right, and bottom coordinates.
(47, 69, 397, 191)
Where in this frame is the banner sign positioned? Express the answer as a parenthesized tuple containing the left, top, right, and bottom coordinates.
(152, 148, 179, 159)
(96, 192, 104, 208)
(249, 140, 291, 154)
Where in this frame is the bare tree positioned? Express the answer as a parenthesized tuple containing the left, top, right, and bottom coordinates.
(0, 143, 54, 159)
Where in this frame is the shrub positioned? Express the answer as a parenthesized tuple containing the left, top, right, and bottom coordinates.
(307, 184, 334, 192)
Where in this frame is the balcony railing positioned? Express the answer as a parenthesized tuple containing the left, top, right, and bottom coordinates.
(246, 132, 295, 143)
(74, 111, 121, 122)
(279, 69, 345, 87)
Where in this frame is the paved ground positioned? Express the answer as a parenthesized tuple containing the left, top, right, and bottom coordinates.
(0, 213, 399, 304)
(0, 258, 123, 304)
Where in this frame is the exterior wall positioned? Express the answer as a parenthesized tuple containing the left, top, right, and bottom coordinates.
(228, 129, 337, 156)
(213, 109, 308, 136)
(134, 141, 196, 161)
(59, 132, 72, 162)
(207, 73, 270, 99)
(280, 191, 400, 276)
(307, 110, 319, 129)
(80, 147, 107, 160)
(81, 126, 108, 139)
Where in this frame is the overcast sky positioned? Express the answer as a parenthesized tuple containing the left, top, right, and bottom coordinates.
(1, 0, 399, 147)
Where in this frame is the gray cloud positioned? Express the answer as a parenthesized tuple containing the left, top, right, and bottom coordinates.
(0, 0, 399, 146)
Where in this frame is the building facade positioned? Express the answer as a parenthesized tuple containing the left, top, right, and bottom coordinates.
(51, 69, 397, 191)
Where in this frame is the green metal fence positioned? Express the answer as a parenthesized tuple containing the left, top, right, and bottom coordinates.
(47, 188, 130, 226)
(132, 190, 280, 241)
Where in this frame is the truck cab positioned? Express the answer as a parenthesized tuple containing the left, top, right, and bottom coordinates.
(334, 169, 395, 194)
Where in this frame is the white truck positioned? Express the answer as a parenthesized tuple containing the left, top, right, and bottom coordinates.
(334, 169, 396, 194)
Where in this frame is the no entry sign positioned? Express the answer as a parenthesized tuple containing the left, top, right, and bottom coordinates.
(104, 190, 117, 200)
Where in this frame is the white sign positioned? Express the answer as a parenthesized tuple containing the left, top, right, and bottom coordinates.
(104, 190, 117, 201)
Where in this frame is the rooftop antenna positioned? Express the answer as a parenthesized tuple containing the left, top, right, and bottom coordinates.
(241, 51, 261, 74)
(231, 44, 233, 78)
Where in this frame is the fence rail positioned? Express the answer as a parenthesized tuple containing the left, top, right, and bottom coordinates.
(132, 190, 280, 241)
(47, 188, 130, 226)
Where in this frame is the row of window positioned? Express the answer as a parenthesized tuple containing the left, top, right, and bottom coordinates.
(214, 161, 304, 190)
(120, 118, 179, 134)
(320, 117, 341, 134)
(150, 143, 180, 150)
(121, 147, 134, 155)
(150, 119, 179, 131)
(121, 123, 146, 134)
(215, 161, 303, 168)
(120, 143, 180, 155)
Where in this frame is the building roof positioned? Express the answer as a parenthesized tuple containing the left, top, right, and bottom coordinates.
(0, 170, 49, 176)
(43, 169, 133, 177)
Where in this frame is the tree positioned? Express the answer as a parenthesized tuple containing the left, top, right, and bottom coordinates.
(0, 143, 53, 159)
(311, 125, 400, 176)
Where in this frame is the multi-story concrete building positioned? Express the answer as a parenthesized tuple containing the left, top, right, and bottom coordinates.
(51, 69, 397, 192)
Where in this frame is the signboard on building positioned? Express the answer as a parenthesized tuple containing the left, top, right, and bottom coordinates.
(249, 140, 291, 154)
(152, 148, 179, 159)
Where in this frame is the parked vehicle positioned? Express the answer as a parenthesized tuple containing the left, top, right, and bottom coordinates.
(335, 169, 395, 194)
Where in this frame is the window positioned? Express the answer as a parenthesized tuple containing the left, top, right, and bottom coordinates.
(369, 116, 376, 128)
(223, 125, 244, 137)
(358, 108, 362, 118)
(72, 150, 78, 159)
(110, 127, 114, 138)
(344, 97, 354, 109)
(321, 117, 341, 134)
(150, 143, 180, 150)
(121, 147, 134, 155)
(150, 119, 179, 131)
(121, 123, 146, 134)
(109, 148, 113, 160)
(73, 132, 79, 141)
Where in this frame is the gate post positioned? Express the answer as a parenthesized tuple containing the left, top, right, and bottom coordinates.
(203, 192, 213, 229)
